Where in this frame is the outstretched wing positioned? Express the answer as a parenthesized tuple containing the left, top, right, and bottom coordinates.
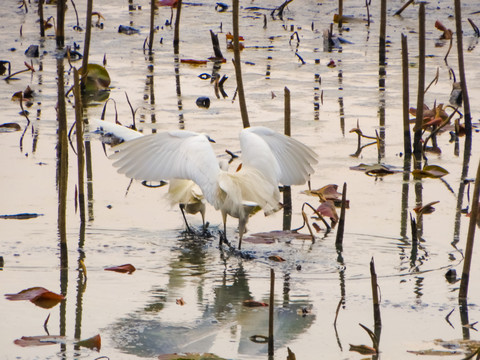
(240, 126, 318, 185)
(109, 131, 220, 203)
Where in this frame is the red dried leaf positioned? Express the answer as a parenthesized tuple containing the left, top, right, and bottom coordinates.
(413, 201, 440, 215)
(157, 0, 178, 7)
(104, 264, 136, 274)
(316, 201, 339, 222)
(243, 299, 268, 307)
(5, 287, 64, 309)
(180, 59, 208, 65)
(226, 32, 244, 41)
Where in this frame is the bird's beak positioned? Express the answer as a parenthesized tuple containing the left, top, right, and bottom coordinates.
(207, 135, 216, 143)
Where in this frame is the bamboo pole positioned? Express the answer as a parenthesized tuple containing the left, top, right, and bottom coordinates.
(39, 0, 45, 37)
(56, 0, 65, 48)
(173, 0, 183, 52)
(283, 87, 292, 231)
(335, 182, 347, 247)
(379, 0, 387, 65)
(233, 0, 250, 128)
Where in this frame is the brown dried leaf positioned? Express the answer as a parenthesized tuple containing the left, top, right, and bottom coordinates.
(5, 287, 64, 309)
(268, 255, 285, 262)
(316, 200, 339, 223)
(14, 335, 65, 347)
(243, 299, 268, 307)
(104, 263, 136, 274)
(176, 297, 186, 305)
(76, 334, 101, 351)
(349, 344, 377, 355)
(413, 201, 440, 215)
(180, 59, 208, 65)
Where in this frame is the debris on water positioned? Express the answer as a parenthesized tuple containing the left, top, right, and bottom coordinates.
(118, 25, 140, 35)
(24, 45, 39, 57)
(196, 96, 210, 109)
(0, 213, 43, 219)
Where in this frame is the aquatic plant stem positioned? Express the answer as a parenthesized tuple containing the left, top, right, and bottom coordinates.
(335, 182, 347, 247)
(73, 68, 86, 223)
(454, 0, 472, 137)
(39, 0, 45, 37)
(173, 0, 183, 52)
(148, 0, 155, 55)
(459, 157, 480, 300)
(413, 3, 425, 163)
(401, 34, 411, 156)
(338, 0, 343, 28)
(56, 0, 65, 48)
(379, 0, 386, 65)
(370, 257, 381, 329)
(283, 87, 292, 231)
(81, 0, 93, 88)
(232, 0, 250, 128)
(268, 268, 275, 356)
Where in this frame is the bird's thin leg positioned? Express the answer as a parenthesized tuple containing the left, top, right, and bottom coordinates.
(179, 204, 194, 234)
(220, 210, 228, 246)
(238, 216, 248, 250)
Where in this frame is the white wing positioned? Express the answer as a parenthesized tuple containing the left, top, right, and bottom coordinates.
(240, 126, 318, 185)
(110, 131, 221, 204)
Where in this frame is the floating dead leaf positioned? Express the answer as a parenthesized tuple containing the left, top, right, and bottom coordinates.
(104, 263, 136, 274)
(76, 334, 101, 351)
(79, 63, 111, 93)
(349, 344, 377, 355)
(0, 123, 21, 132)
(158, 353, 226, 360)
(327, 59, 336, 67)
(14, 335, 65, 347)
(156, 0, 178, 7)
(243, 230, 313, 244)
(180, 59, 208, 65)
(11, 91, 24, 101)
(304, 184, 341, 200)
(435, 20, 453, 39)
(268, 255, 285, 262)
(225, 32, 244, 41)
(406, 349, 460, 356)
(350, 163, 398, 176)
(412, 165, 449, 179)
(414, 201, 440, 215)
(5, 287, 64, 309)
(243, 299, 268, 307)
(316, 200, 339, 223)
(176, 297, 186, 305)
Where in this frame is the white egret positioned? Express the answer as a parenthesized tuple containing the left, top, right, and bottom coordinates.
(89, 119, 210, 233)
(109, 126, 318, 248)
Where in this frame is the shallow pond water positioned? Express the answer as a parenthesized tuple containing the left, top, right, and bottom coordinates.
(1, 0, 480, 359)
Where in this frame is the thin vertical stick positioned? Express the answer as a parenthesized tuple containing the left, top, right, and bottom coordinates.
(338, 0, 343, 28)
(81, 0, 93, 87)
(56, 0, 65, 48)
(268, 268, 275, 356)
(74, 68, 86, 223)
(233, 0, 250, 128)
(148, 0, 155, 54)
(413, 3, 425, 162)
(39, 0, 45, 37)
(283, 87, 292, 231)
(335, 182, 347, 247)
(379, 0, 387, 65)
(401, 34, 412, 156)
(370, 257, 382, 329)
(173, 0, 183, 52)
(454, 0, 472, 138)
(459, 158, 480, 300)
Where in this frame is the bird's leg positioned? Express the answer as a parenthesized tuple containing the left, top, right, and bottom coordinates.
(238, 216, 248, 250)
(179, 204, 194, 234)
(219, 210, 228, 246)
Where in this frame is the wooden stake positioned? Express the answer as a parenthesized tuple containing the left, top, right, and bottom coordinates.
(81, 0, 93, 87)
(283, 87, 292, 230)
(148, 0, 155, 55)
(335, 182, 347, 247)
(39, 0, 45, 37)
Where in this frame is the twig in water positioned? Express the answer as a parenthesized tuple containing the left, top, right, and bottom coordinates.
(394, 0, 414, 16)
(468, 18, 480, 37)
(295, 51, 306, 64)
